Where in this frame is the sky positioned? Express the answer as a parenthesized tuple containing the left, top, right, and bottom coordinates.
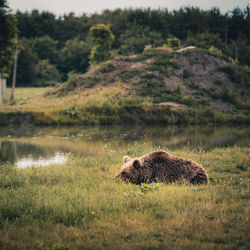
(8, 0, 250, 16)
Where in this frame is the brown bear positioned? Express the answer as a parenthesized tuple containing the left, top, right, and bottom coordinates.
(113, 150, 208, 185)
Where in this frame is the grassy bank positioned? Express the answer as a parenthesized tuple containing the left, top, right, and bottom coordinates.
(0, 86, 250, 126)
(0, 144, 249, 249)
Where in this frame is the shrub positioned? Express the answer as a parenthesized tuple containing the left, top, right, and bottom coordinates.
(219, 65, 250, 86)
(64, 72, 82, 91)
(165, 35, 182, 49)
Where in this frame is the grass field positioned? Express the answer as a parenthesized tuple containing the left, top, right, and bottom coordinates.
(0, 144, 249, 249)
(1, 86, 127, 114)
(4, 87, 49, 104)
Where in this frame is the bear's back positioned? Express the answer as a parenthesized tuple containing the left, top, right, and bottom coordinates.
(140, 150, 208, 184)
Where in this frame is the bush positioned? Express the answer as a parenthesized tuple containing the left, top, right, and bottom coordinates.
(64, 72, 82, 91)
(165, 35, 182, 49)
(34, 59, 61, 86)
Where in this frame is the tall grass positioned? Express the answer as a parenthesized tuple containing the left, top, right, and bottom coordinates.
(0, 144, 249, 249)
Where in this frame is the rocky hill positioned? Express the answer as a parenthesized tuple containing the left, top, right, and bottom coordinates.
(49, 47, 250, 124)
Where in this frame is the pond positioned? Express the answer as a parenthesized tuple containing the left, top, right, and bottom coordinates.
(0, 125, 249, 168)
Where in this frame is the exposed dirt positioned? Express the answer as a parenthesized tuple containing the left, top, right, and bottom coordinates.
(156, 102, 188, 109)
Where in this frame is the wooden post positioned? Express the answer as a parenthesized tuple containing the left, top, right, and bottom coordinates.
(1, 79, 6, 97)
(0, 78, 7, 104)
(11, 48, 18, 101)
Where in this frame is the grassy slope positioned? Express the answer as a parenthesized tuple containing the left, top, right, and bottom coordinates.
(0, 145, 249, 249)
(1, 48, 250, 125)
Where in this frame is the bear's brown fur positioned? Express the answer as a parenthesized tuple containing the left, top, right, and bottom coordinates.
(114, 150, 208, 185)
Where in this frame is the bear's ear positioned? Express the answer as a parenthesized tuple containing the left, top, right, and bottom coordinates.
(123, 156, 132, 164)
(133, 158, 142, 169)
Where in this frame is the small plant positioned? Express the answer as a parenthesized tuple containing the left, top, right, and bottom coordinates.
(184, 80, 199, 89)
(64, 72, 81, 90)
(202, 86, 219, 99)
(213, 79, 223, 86)
(174, 84, 182, 95)
(165, 35, 182, 49)
(64, 106, 80, 118)
(119, 68, 143, 83)
(209, 46, 223, 57)
(219, 65, 250, 86)
(221, 87, 236, 104)
(138, 183, 161, 193)
(97, 61, 116, 73)
(236, 164, 248, 171)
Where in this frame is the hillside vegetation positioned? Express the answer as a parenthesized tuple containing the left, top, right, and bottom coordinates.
(1, 48, 250, 125)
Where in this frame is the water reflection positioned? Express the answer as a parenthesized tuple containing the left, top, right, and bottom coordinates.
(17, 153, 67, 169)
(0, 141, 67, 168)
(0, 125, 249, 168)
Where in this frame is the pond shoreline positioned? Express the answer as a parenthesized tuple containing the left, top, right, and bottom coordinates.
(0, 108, 250, 126)
(1, 124, 249, 167)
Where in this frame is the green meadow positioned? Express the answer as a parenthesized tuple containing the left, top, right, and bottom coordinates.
(0, 144, 249, 249)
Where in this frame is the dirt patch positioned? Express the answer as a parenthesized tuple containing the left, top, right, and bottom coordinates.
(177, 46, 196, 53)
(156, 102, 188, 109)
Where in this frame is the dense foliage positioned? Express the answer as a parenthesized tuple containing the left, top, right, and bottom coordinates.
(0, 0, 17, 78)
(89, 24, 114, 65)
(9, 5, 250, 86)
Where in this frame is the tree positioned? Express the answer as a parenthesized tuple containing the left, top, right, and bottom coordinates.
(89, 24, 114, 65)
(225, 36, 250, 64)
(0, 0, 18, 78)
(15, 38, 38, 86)
(119, 25, 164, 55)
(59, 37, 90, 77)
(185, 32, 225, 50)
(168, 7, 206, 40)
(16, 10, 58, 40)
(32, 35, 58, 64)
(34, 59, 61, 86)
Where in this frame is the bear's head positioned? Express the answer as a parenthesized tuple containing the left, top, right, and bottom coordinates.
(113, 156, 143, 184)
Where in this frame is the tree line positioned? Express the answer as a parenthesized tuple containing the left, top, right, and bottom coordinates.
(1, 2, 250, 86)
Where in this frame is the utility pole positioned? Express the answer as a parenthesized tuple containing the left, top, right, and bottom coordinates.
(11, 48, 18, 101)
